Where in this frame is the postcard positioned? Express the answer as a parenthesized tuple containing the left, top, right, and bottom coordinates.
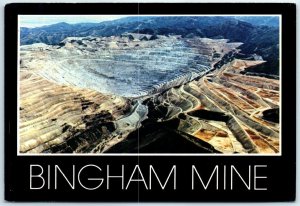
(5, 3, 296, 202)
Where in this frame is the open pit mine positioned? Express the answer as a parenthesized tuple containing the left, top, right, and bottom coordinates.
(19, 33, 280, 154)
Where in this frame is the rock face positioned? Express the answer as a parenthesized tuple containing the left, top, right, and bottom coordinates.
(19, 34, 279, 154)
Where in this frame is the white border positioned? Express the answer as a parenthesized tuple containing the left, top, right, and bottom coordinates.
(17, 14, 282, 156)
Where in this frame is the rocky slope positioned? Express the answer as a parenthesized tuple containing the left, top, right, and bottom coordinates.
(19, 71, 134, 153)
(20, 34, 241, 97)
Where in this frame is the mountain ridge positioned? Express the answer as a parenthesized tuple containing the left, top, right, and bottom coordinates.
(20, 16, 279, 75)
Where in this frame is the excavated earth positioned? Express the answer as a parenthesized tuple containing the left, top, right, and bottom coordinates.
(110, 59, 279, 154)
(19, 34, 279, 154)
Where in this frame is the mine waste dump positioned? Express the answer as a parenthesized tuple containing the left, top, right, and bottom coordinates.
(19, 34, 280, 154)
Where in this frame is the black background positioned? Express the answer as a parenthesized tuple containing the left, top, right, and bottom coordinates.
(5, 3, 296, 202)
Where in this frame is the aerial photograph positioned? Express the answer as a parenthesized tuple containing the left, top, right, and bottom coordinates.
(18, 15, 280, 154)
